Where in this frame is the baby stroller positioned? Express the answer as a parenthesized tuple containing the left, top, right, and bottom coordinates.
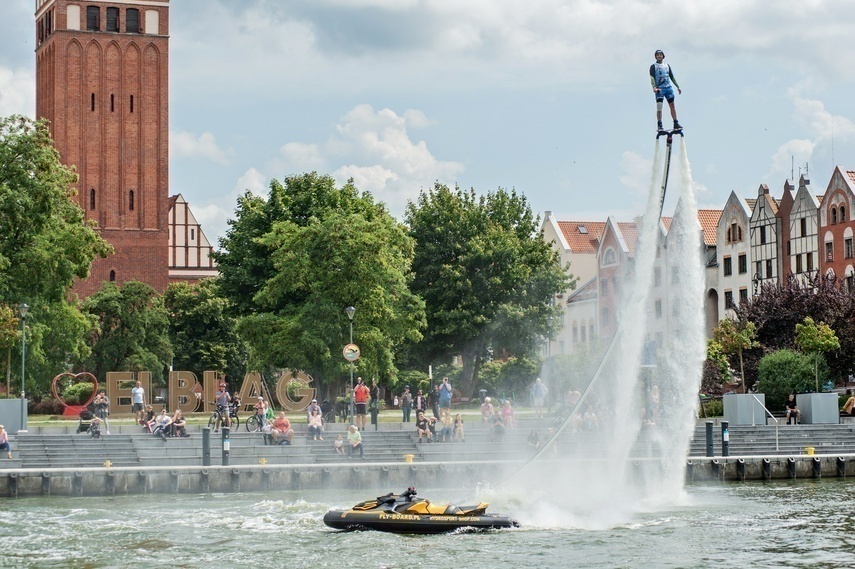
(76, 408, 94, 434)
(88, 417, 102, 439)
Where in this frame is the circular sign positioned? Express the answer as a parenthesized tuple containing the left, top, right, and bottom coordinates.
(343, 343, 361, 362)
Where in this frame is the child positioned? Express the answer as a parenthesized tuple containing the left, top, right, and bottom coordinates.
(334, 434, 345, 455)
(89, 416, 102, 439)
(0, 424, 11, 459)
(453, 414, 465, 442)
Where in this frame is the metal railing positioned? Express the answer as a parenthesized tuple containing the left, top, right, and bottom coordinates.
(752, 394, 779, 451)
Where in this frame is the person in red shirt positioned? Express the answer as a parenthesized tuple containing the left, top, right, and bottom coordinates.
(272, 412, 294, 445)
(353, 377, 370, 430)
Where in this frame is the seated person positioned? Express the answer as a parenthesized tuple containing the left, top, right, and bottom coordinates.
(439, 411, 454, 442)
(842, 390, 855, 416)
(785, 393, 800, 425)
(272, 412, 294, 445)
(170, 410, 188, 437)
(89, 416, 102, 439)
(308, 409, 324, 441)
(334, 433, 345, 455)
(347, 425, 364, 459)
(261, 419, 275, 445)
(490, 412, 505, 443)
(527, 429, 540, 450)
(141, 405, 155, 432)
(151, 408, 172, 440)
(415, 412, 431, 443)
(453, 413, 465, 442)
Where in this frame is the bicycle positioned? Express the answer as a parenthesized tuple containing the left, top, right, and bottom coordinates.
(208, 402, 241, 431)
(245, 411, 266, 432)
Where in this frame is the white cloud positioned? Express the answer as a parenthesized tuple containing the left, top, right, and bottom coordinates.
(171, 130, 231, 165)
(0, 67, 34, 117)
(192, 167, 269, 248)
(275, 142, 326, 173)
(618, 150, 652, 196)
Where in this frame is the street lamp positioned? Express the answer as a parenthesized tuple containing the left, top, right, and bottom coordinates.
(346, 306, 356, 423)
(18, 303, 28, 431)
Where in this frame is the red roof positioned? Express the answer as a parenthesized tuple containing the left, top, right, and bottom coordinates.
(556, 221, 606, 254)
(697, 209, 722, 246)
(847, 171, 855, 185)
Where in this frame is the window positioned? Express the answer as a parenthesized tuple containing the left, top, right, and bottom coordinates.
(655, 300, 662, 319)
(129, 95, 134, 113)
(841, 206, 847, 222)
(766, 259, 773, 279)
(826, 242, 834, 262)
(832, 208, 838, 224)
(91, 93, 95, 111)
(800, 217, 807, 237)
(654, 267, 661, 287)
(46, 10, 52, 35)
(756, 261, 763, 279)
(589, 322, 595, 339)
(601, 307, 609, 326)
(580, 325, 586, 343)
(127, 8, 140, 33)
(109, 270, 116, 282)
(760, 225, 766, 244)
(128, 190, 134, 211)
(190, 228, 195, 240)
(613, 276, 619, 294)
(572, 325, 578, 344)
(739, 288, 748, 303)
(600, 278, 608, 297)
(725, 291, 734, 309)
(89, 189, 95, 210)
(86, 6, 99, 31)
(110, 94, 114, 112)
(846, 238, 854, 259)
(796, 254, 803, 274)
(106, 7, 119, 32)
(807, 252, 814, 272)
(787, 241, 791, 255)
(723, 256, 732, 276)
(738, 254, 747, 274)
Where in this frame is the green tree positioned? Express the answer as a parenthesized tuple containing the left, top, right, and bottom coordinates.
(0, 304, 20, 398)
(405, 183, 575, 398)
(757, 349, 825, 412)
(795, 316, 840, 392)
(163, 279, 247, 380)
(712, 318, 759, 393)
(218, 173, 426, 392)
(78, 281, 172, 385)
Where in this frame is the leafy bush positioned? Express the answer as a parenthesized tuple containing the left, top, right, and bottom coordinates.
(757, 349, 827, 412)
(61, 382, 95, 405)
(698, 398, 723, 417)
(30, 399, 65, 415)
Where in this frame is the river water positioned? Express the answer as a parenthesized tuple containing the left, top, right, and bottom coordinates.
(0, 480, 852, 568)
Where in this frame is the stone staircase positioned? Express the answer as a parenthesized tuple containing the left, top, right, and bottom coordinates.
(687, 422, 855, 456)
(14, 434, 142, 469)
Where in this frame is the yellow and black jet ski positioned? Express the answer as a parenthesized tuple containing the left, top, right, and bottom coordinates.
(323, 487, 519, 534)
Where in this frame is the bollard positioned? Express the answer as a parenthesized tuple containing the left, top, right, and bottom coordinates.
(736, 458, 745, 481)
(370, 404, 379, 431)
(837, 456, 846, 478)
(222, 426, 230, 467)
(812, 457, 821, 478)
(720, 421, 729, 457)
(762, 458, 771, 480)
(202, 427, 211, 467)
(787, 457, 796, 479)
(705, 421, 714, 457)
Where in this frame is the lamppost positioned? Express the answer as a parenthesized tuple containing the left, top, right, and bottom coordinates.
(346, 306, 356, 422)
(18, 303, 28, 431)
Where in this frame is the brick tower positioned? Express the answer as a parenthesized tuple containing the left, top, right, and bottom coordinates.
(35, 0, 170, 297)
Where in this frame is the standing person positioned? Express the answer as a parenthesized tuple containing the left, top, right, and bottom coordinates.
(0, 424, 12, 459)
(428, 385, 440, 418)
(438, 377, 453, 414)
(650, 49, 682, 132)
(252, 396, 268, 432)
(400, 386, 413, 423)
(93, 389, 111, 435)
(214, 383, 231, 431)
(347, 425, 364, 459)
(501, 400, 516, 429)
(131, 380, 146, 424)
(532, 378, 548, 419)
(369, 379, 381, 431)
(353, 377, 370, 431)
(414, 389, 428, 419)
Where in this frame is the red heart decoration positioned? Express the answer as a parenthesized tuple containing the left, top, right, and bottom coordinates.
(51, 372, 99, 408)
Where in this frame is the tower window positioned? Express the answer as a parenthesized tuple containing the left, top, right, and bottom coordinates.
(842, 206, 847, 222)
(126, 9, 140, 33)
(832, 208, 838, 224)
(86, 6, 100, 31)
(129, 190, 134, 211)
(110, 94, 114, 112)
(89, 189, 96, 210)
(129, 95, 134, 113)
(46, 10, 52, 35)
(109, 270, 116, 282)
(91, 93, 95, 111)
(106, 7, 119, 32)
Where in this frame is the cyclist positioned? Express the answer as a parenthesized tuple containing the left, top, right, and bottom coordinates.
(214, 383, 232, 431)
(251, 396, 267, 432)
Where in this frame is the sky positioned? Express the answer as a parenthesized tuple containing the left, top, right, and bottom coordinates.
(2, 0, 855, 246)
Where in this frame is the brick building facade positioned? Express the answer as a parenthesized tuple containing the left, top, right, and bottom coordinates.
(35, 0, 170, 297)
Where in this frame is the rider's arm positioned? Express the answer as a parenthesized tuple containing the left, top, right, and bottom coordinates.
(649, 64, 656, 89)
(668, 67, 680, 90)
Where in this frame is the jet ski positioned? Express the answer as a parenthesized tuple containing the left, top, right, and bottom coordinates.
(323, 487, 519, 534)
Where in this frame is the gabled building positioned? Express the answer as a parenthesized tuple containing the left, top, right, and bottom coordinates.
(596, 217, 639, 339)
(784, 175, 821, 286)
(749, 184, 781, 293)
(716, 191, 753, 315)
(167, 194, 217, 283)
(819, 167, 855, 290)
